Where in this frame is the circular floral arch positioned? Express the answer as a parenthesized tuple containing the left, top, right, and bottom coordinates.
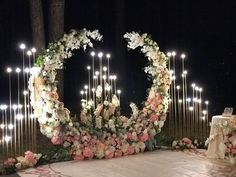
(29, 29, 170, 160)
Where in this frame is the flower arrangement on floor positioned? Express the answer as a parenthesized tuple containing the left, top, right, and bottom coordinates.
(27, 29, 170, 161)
(224, 129, 236, 158)
(172, 137, 197, 151)
(1, 151, 42, 174)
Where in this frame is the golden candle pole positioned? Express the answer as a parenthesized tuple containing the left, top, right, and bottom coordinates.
(167, 52, 172, 136)
(199, 88, 203, 139)
(98, 52, 103, 102)
(114, 75, 117, 95)
(183, 70, 188, 136)
(181, 53, 186, 136)
(12, 105, 17, 156)
(103, 75, 107, 99)
(1, 106, 6, 159)
(6, 67, 13, 155)
(23, 90, 28, 151)
(92, 88, 95, 107)
(186, 98, 191, 137)
(106, 54, 111, 87)
(27, 51, 33, 151)
(194, 86, 199, 138)
(205, 101, 209, 137)
(87, 66, 91, 100)
(176, 85, 181, 138)
(3, 107, 8, 158)
(110, 76, 113, 96)
(16, 105, 23, 155)
(90, 51, 96, 90)
(191, 83, 195, 137)
(189, 106, 194, 137)
(84, 85, 88, 104)
(171, 51, 177, 138)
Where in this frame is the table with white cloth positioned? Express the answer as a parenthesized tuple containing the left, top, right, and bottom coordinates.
(206, 115, 236, 159)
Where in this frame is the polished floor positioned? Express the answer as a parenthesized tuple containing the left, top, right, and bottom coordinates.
(14, 150, 236, 177)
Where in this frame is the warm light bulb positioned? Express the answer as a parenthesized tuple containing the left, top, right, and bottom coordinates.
(117, 90, 121, 94)
(12, 104, 17, 110)
(202, 116, 206, 120)
(80, 91, 84, 95)
(102, 75, 107, 80)
(176, 85, 180, 90)
(93, 75, 98, 79)
(202, 110, 207, 115)
(15, 67, 21, 73)
(16, 114, 23, 120)
(90, 51, 95, 57)
(186, 98, 191, 102)
(23, 90, 28, 95)
(181, 53, 186, 59)
(91, 88, 95, 92)
(8, 124, 14, 130)
(87, 66, 91, 70)
(167, 52, 171, 57)
(31, 48, 36, 53)
(0, 105, 8, 110)
(106, 53, 111, 59)
(195, 87, 199, 91)
(30, 114, 34, 119)
(6, 67, 12, 73)
(103, 67, 107, 71)
(183, 70, 187, 75)
(18, 104, 23, 109)
(24, 68, 30, 73)
(178, 99, 182, 103)
(84, 85, 88, 90)
(199, 88, 203, 92)
(4, 136, 11, 142)
(191, 83, 196, 88)
(19, 43, 26, 50)
(171, 51, 176, 56)
(205, 101, 209, 105)
(189, 106, 194, 111)
(27, 50, 32, 56)
(98, 52, 103, 58)
(95, 71, 99, 76)
(0, 124, 5, 129)
(113, 75, 117, 80)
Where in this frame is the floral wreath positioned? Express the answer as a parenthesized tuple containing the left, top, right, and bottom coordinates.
(29, 29, 170, 160)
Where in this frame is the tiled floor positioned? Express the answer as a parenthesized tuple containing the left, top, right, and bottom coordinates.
(15, 150, 236, 177)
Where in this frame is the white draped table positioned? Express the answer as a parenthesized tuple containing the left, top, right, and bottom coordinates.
(206, 115, 236, 159)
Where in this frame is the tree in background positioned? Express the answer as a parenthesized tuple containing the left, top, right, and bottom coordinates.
(29, 0, 65, 100)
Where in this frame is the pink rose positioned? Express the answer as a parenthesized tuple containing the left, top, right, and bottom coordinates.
(83, 147, 94, 159)
(231, 148, 236, 154)
(127, 146, 135, 155)
(182, 137, 192, 144)
(51, 136, 62, 145)
(25, 151, 37, 166)
(114, 150, 123, 157)
(127, 132, 133, 140)
(105, 149, 114, 159)
(74, 154, 85, 161)
(150, 113, 158, 122)
(139, 133, 149, 142)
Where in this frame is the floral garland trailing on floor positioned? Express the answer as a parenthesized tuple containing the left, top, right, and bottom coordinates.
(27, 29, 170, 161)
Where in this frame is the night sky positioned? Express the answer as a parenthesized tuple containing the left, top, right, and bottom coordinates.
(0, 0, 236, 116)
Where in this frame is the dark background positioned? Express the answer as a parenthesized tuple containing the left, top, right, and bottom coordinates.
(0, 0, 236, 116)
